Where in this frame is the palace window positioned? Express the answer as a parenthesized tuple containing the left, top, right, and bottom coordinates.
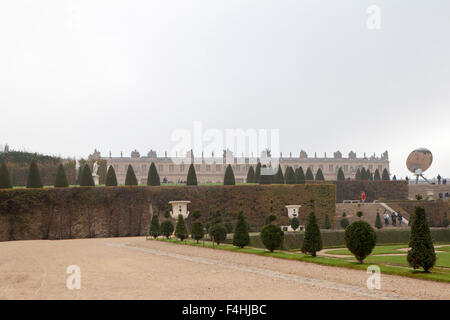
(216, 165, 221, 171)
(236, 165, 240, 172)
(180, 165, 184, 172)
(158, 165, 164, 172)
(344, 165, 348, 172)
(195, 165, 200, 171)
(142, 165, 147, 172)
(169, 165, 174, 172)
(206, 165, 211, 172)
(329, 165, 333, 172)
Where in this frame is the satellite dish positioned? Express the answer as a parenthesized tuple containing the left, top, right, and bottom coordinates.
(406, 148, 433, 184)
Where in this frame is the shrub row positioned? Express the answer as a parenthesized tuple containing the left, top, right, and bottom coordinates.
(225, 228, 450, 250)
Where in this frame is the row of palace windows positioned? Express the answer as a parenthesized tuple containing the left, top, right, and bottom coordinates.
(113, 163, 386, 175)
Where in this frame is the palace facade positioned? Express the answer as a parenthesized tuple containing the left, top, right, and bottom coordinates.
(90, 149, 390, 185)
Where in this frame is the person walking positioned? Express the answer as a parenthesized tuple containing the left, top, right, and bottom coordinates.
(437, 174, 442, 185)
(383, 210, 390, 226)
(398, 212, 403, 226)
(391, 212, 397, 226)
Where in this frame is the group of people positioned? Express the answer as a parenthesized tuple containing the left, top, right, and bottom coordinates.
(383, 210, 403, 227)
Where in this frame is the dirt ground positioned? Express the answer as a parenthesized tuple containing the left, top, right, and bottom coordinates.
(0, 237, 448, 300)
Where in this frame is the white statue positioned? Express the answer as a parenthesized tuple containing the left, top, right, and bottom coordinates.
(92, 161, 99, 176)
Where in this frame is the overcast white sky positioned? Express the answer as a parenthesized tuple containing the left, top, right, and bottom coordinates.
(1, 0, 449, 178)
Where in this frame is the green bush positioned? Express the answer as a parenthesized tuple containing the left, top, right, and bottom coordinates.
(305, 167, 314, 181)
(187, 164, 198, 186)
(290, 217, 299, 231)
(382, 168, 390, 181)
(161, 220, 174, 239)
(233, 211, 250, 248)
(105, 166, 118, 186)
(254, 163, 261, 183)
(149, 214, 160, 238)
(273, 164, 284, 184)
(210, 225, 227, 245)
(302, 212, 323, 257)
(337, 167, 345, 181)
(374, 169, 381, 181)
(315, 168, 325, 181)
(340, 218, 349, 229)
(345, 220, 376, 263)
(147, 162, 160, 186)
(246, 166, 255, 183)
(407, 206, 436, 272)
(175, 214, 188, 241)
(80, 164, 95, 187)
(284, 166, 295, 184)
(375, 211, 383, 229)
(356, 211, 363, 218)
(125, 165, 138, 186)
(295, 167, 305, 184)
(54, 163, 69, 188)
(261, 224, 284, 252)
(26, 159, 43, 188)
(224, 164, 236, 185)
(0, 161, 12, 189)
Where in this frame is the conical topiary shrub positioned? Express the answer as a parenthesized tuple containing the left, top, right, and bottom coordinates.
(224, 164, 236, 185)
(355, 168, 361, 180)
(147, 162, 160, 186)
(375, 211, 383, 229)
(54, 163, 69, 187)
(125, 164, 138, 186)
(0, 161, 12, 189)
(191, 210, 204, 243)
(382, 168, 390, 181)
(246, 166, 255, 183)
(305, 167, 314, 181)
(407, 206, 436, 272)
(233, 211, 250, 248)
(273, 164, 284, 184)
(337, 167, 345, 181)
(27, 159, 43, 188)
(105, 165, 118, 186)
(80, 164, 95, 187)
(295, 167, 305, 184)
(315, 168, 325, 181)
(291, 217, 299, 231)
(149, 214, 160, 238)
(285, 166, 295, 184)
(374, 169, 381, 181)
(302, 212, 323, 257)
(254, 162, 261, 183)
(187, 164, 198, 186)
(175, 214, 188, 241)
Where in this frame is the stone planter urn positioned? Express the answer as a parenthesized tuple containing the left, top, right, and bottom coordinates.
(169, 201, 191, 219)
(285, 205, 301, 219)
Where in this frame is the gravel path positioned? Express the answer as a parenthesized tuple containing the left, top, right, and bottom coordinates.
(0, 237, 448, 300)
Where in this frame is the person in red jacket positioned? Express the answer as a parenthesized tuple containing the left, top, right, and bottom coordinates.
(361, 191, 366, 203)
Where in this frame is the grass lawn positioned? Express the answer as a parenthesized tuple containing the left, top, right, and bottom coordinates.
(152, 237, 450, 283)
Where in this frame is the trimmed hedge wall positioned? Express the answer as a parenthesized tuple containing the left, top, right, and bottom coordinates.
(227, 228, 450, 250)
(335, 181, 409, 203)
(308, 180, 409, 203)
(0, 184, 336, 241)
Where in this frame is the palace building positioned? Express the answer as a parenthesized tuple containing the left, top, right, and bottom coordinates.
(90, 149, 390, 185)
